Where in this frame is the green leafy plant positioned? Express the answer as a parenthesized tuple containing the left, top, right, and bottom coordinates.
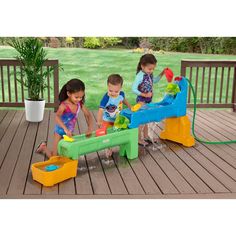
(83, 37, 101, 49)
(83, 37, 121, 49)
(8, 37, 56, 101)
(99, 37, 121, 48)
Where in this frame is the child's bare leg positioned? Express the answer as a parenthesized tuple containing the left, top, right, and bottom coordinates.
(43, 146, 53, 158)
(105, 148, 113, 158)
(52, 133, 62, 156)
(143, 124, 149, 139)
(36, 142, 52, 158)
(136, 102, 148, 145)
(147, 123, 159, 143)
(138, 125, 148, 146)
(144, 124, 159, 142)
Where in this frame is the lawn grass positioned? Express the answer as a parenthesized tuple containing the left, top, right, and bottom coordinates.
(0, 47, 236, 109)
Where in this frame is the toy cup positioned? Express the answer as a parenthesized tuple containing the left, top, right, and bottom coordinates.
(164, 68, 174, 83)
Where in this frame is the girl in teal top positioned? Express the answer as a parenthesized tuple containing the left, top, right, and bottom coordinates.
(132, 54, 164, 146)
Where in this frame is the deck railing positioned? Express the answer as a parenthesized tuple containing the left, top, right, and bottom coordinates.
(0, 59, 59, 111)
(1, 59, 236, 112)
(181, 60, 236, 111)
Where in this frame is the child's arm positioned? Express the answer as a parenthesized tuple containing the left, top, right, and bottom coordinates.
(97, 93, 109, 128)
(123, 98, 131, 109)
(97, 108, 104, 128)
(81, 105, 93, 136)
(132, 73, 143, 96)
(153, 69, 165, 83)
(55, 104, 72, 137)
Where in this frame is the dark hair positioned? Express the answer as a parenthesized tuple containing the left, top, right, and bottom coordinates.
(136, 54, 157, 74)
(59, 78, 85, 104)
(107, 74, 123, 86)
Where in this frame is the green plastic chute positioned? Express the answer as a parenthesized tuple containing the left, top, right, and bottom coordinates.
(114, 114, 130, 130)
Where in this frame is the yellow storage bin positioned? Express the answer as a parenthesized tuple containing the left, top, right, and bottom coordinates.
(31, 156, 78, 187)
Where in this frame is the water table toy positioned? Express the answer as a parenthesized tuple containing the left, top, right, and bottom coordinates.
(63, 135, 74, 142)
(32, 156, 78, 187)
(120, 77, 195, 147)
(58, 127, 138, 160)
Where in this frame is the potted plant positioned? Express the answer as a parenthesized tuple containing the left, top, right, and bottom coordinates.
(9, 37, 55, 122)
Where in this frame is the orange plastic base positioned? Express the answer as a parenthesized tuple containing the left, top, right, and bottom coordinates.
(31, 156, 78, 187)
(160, 115, 195, 147)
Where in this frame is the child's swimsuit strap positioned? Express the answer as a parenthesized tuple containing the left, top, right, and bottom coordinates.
(62, 101, 80, 115)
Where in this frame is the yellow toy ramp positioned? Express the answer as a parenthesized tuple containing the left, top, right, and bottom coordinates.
(160, 115, 195, 147)
(31, 156, 78, 187)
(131, 103, 142, 112)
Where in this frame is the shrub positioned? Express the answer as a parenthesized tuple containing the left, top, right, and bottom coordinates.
(121, 37, 140, 48)
(65, 37, 75, 47)
(139, 38, 152, 49)
(83, 37, 101, 49)
(65, 37, 74, 44)
(99, 37, 122, 48)
(49, 37, 61, 48)
(39, 37, 49, 47)
(74, 37, 84, 48)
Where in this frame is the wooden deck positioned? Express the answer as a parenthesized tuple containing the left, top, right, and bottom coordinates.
(1, 109, 236, 199)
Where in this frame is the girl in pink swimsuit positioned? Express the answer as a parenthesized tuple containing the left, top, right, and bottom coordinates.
(36, 79, 93, 158)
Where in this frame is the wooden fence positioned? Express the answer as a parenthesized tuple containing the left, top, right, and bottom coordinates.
(0, 59, 59, 111)
(181, 60, 236, 111)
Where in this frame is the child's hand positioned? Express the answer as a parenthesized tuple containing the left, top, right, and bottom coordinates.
(65, 129, 72, 137)
(160, 69, 165, 77)
(85, 129, 93, 138)
(97, 122, 103, 128)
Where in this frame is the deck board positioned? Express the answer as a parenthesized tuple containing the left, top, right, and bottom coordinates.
(1, 109, 236, 199)
(156, 125, 229, 193)
(24, 110, 50, 195)
(0, 110, 16, 142)
(42, 111, 59, 195)
(188, 111, 236, 166)
(74, 119, 93, 195)
(93, 109, 161, 194)
(78, 111, 111, 195)
(7, 121, 38, 195)
(0, 111, 24, 168)
(0, 111, 28, 195)
(159, 118, 236, 192)
(148, 143, 211, 194)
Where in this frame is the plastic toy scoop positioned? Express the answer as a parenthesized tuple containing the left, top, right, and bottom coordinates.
(63, 135, 74, 142)
(45, 164, 59, 172)
(131, 103, 142, 112)
(164, 68, 174, 83)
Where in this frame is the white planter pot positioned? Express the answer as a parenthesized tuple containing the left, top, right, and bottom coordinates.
(24, 99, 45, 122)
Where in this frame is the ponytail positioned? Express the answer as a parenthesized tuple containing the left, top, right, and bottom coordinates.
(59, 84, 68, 103)
(136, 61, 142, 74)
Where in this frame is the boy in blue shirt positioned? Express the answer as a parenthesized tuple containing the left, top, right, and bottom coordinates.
(97, 74, 131, 128)
(97, 74, 131, 157)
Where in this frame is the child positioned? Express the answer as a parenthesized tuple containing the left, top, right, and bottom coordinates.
(97, 74, 131, 156)
(36, 79, 93, 158)
(132, 54, 164, 146)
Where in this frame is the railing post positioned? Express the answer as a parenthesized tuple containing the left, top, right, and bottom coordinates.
(232, 67, 236, 112)
(53, 60, 59, 112)
(181, 60, 186, 77)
